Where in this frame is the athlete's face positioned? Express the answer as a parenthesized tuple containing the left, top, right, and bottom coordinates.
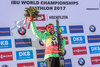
(47, 24, 55, 34)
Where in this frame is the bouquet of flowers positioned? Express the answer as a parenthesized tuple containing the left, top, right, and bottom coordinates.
(24, 7, 39, 29)
(24, 6, 39, 21)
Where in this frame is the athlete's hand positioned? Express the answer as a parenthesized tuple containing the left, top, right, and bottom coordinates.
(28, 16, 34, 22)
(60, 35, 63, 39)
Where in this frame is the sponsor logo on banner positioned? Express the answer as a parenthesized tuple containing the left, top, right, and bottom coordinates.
(72, 46, 87, 55)
(69, 25, 84, 33)
(37, 61, 46, 67)
(34, 14, 45, 21)
(63, 49, 66, 56)
(37, 26, 46, 33)
(65, 37, 69, 45)
(78, 58, 85, 66)
(55, 26, 67, 34)
(0, 52, 13, 62)
(64, 59, 72, 67)
(87, 35, 100, 43)
(0, 39, 12, 49)
(71, 36, 85, 44)
(18, 27, 26, 35)
(0, 27, 10, 36)
(91, 56, 100, 65)
(89, 25, 96, 32)
(36, 49, 45, 58)
(39, 39, 44, 46)
(89, 45, 100, 54)
(16, 50, 33, 60)
(15, 38, 32, 48)
(17, 62, 34, 67)
(86, 8, 99, 10)
(2, 64, 9, 67)
(49, 15, 68, 19)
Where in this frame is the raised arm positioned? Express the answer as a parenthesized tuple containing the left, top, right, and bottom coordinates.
(31, 21, 46, 41)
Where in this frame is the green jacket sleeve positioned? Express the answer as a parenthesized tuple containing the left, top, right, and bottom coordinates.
(62, 37, 65, 49)
(31, 21, 46, 41)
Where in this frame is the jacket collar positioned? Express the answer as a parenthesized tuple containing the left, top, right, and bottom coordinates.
(45, 31, 56, 36)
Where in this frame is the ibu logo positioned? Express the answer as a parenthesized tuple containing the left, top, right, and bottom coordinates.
(0, 39, 12, 49)
(37, 61, 46, 67)
(16, 50, 33, 60)
(71, 36, 85, 44)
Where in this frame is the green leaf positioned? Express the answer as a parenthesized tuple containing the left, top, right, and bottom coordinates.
(24, 7, 39, 18)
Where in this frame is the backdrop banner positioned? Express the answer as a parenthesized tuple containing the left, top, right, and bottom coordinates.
(0, 0, 100, 67)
